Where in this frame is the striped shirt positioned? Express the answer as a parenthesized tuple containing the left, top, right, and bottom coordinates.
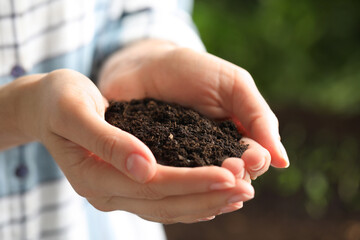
(0, 0, 204, 239)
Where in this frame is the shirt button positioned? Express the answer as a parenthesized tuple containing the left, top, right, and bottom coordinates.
(15, 164, 29, 178)
(11, 65, 26, 78)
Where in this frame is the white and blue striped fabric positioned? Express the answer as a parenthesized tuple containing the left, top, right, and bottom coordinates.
(0, 0, 204, 239)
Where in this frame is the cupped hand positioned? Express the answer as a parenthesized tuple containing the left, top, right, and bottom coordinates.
(14, 69, 253, 223)
(99, 40, 289, 181)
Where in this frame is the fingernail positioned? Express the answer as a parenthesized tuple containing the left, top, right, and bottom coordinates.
(126, 154, 152, 183)
(279, 142, 290, 168)
(197, 216, 215, 222)
(210, 182, 235, 190)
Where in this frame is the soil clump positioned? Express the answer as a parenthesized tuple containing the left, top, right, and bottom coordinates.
(105, 98, 247, 167)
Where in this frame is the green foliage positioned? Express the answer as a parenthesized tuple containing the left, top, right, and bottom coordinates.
(193, 0, 360, 114)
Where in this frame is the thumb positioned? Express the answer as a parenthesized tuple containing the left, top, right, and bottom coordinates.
(55, 103, 157, 183)
(235, 115, 289, 168)
(229, 70, 290, 168)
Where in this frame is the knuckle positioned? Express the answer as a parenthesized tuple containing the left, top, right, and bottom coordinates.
(96, 134, 118, 163)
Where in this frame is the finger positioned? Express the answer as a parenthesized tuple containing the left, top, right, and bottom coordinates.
(151, 50, 289, 168)
(217, 202, 244, 215)
(45, 70, 158, 183)
(140, 202, 243, 224)
(149, 164, 237, 196)
(89, 179, 254, 224)
(222, 158, 252, 183)
(74, 116, 156, 183)
(222, 158, 245, 179)
(240, 137, 271, 179)
(138, 179, 253, 224)
(47, 136, 238, 199)
(102, 96, 109, 108)
(132, 165, 236, 199)
(52, 99, 157, 183)
(243, 171, 251, 183)
(138, 215, 214, 224)
(228, 69, 290, 168)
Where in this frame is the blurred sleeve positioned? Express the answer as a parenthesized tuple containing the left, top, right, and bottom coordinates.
(112, 0, 205, 51)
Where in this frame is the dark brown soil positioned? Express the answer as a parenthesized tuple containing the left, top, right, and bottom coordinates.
(105, 98, 247, 167)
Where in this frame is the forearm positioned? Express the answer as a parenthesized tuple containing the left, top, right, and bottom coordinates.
(0, 74, 44, 150)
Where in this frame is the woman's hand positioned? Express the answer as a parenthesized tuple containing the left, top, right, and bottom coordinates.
(4, 69, 253, 223)
(99, 40, 289, 181)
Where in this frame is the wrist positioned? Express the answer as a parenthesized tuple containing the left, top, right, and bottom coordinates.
(0, 74, 45, 149)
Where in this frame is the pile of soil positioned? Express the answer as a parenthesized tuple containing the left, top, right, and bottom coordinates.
(105, 98, 248, 167)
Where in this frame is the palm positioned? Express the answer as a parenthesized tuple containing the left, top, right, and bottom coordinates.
(102, 49, 235, 119)
(99, 41, 288, 170)
(99, 46, 285, 179)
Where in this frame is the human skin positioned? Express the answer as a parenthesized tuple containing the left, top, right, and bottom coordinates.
(99, 39, 289, 173)
(0, 40, 288, 224)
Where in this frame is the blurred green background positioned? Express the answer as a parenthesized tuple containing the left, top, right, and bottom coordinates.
(193, 0, 360, 114)
(193, 0, 360, 215)
(167, 0, 360, 239)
